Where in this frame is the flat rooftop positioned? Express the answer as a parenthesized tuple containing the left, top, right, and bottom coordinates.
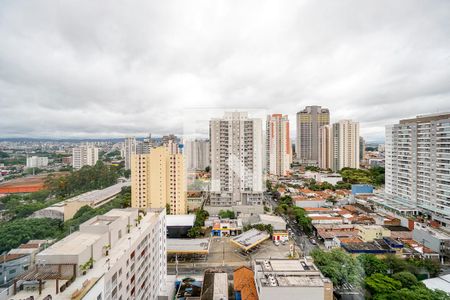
(254, 259, 328, 288)
(167, 214, 196, 227)
(39, 231, 102, 257)
(231, 229, 270, 251)
(167, 238, 210, 254)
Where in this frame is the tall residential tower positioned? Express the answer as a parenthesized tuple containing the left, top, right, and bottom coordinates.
(210, 112, 263, 206)
(385, 113, 450, 227)
(72, 144, 99, 169)
(266, 114, 291, 176)
(131, 146, 187, 214)
(123, 136, 137, 170)
(296, 106, 330, 165)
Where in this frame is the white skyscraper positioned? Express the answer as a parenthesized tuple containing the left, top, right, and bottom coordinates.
(123, 136, 137, 170)
(331, 120, 360, 171)
(385, 113, 450, 227)
(72, 144, 99, 169)
(266, 114, 291, 176)
(184, 139, 210, 171)
(210, 112, 263, 206)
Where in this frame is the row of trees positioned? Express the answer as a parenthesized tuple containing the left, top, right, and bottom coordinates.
(275, 196, 312, 235)
(45, 161, 121, 198)
(243, 223, 273, 235)
(311, 249, 447, 299)
(0, 187, 131, 253)
(187, 209, 209, 238)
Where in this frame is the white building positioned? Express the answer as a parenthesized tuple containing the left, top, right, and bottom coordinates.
(385, 113, 450, 228)
(266, 114, 291, 176)
(184, 139, 210, 171)
(331, 120, 360, 171)
(122, 137, 137, 170)
(318, 120, 360, 171)
(253, 258, 333, 300)
(72, 145, 99, 169)
(10, 208, 167, 300)
(26, 156, 49, 169)
(209, 112, 264, 206)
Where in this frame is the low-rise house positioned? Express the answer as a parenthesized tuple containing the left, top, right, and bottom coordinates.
(234, 266, 258, 300)
(201, 271, 228, 300)
(357, 225, 391, 242)
(412, 224, 450, 263)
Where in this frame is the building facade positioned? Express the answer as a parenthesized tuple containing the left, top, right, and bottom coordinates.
(296, 106, 330, 164)
(122, 137, 137, 170)
(184, 139, 210, 171)
(26, 156, 49, 169)
(131, 146, 187, 214)
(253, 258, 333, 300)
(266, 114, 291, 176)
(209, 112, 263, 206)
(72, 144, 99, 169)
(10, 208, 167, 300)
(331, 120, 360, 171)
(318, 125, 332, 170)
(385, 113, 450, 227)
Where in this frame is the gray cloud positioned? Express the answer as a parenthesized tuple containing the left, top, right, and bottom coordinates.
(0, 0, 449, 141)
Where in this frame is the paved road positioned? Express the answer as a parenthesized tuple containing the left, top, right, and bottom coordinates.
(264, 192, 318, 256)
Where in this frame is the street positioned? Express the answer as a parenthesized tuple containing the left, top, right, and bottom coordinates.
(264, 191, 318, 256)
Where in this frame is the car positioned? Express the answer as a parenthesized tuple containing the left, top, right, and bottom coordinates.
(274, 240, 280, 246)
(309, 238, 317, 245)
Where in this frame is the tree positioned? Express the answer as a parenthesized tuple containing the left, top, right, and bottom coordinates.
(205, 166, 211, 173)
(218, 210, 235, 219)
(364, 273, 402, 296)
(311, 248, 363, 287)
(357, 254, 388, 276)
(374, 286, 450, 300)
(391, 271, 421, 289)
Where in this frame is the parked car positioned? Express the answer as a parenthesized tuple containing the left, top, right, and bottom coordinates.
(274, 240, 280, 246)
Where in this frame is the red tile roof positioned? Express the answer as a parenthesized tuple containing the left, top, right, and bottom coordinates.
(234, 266, 258, 300)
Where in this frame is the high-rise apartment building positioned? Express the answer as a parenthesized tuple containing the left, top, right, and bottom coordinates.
(131, 146, 187, 214)
(266, 114, 291, 176)
(296, 106, 330, 164)
(385, 113, 450, 227)
(72, 144, 99, 169)
(10, 208, 167, 300)
(136, 133, 153, 155)
(26, 156, 49, 169)
(123, 136, 137, 170)
(318, 125, 332, 170)
(318, 120, 360, 171)
(331, 120, 360, 171)
(359, 136, 366, 161)
(210, 112, 263, 206)
(184, 139, 210, 171)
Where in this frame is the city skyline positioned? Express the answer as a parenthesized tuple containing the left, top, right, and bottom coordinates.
(1, 1, 449, 140)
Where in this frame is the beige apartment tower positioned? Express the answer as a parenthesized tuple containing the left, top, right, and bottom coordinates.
(266, 114, 291, 176)
(318, 125, 332, 170)
(296, 106, 330, 164)
(331, 120, 360, 171)
(131, 147, 187, 214)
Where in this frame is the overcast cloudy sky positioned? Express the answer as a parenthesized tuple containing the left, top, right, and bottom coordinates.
(1, 1, 449, 141)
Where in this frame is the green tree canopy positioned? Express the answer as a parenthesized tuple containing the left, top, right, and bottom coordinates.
(364, 273, 402, 296)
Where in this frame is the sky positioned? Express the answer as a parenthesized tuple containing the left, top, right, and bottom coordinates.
(0, 1, 449, 142)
